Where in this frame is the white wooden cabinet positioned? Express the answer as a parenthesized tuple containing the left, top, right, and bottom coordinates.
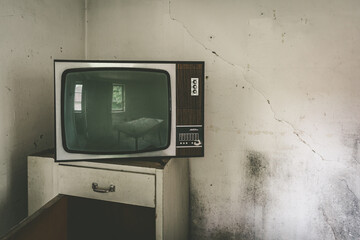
(27, 151, 189, 240)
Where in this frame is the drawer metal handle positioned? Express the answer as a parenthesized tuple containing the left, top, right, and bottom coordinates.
(92, 182, 115, 193)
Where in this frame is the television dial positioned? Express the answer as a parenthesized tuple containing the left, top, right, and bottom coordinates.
(191, 78, 199, 96)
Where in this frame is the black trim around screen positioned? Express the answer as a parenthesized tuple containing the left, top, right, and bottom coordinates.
(61, 67, 172, 155)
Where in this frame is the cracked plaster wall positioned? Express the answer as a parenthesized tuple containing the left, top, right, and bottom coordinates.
(86, 0, 360, 239)
(0, 0, 84, 235)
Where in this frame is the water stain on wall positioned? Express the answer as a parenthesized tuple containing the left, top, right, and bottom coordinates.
(351, 138, 360, 165)
(342, 130, 360, 165)
(320, 179, 360, 240)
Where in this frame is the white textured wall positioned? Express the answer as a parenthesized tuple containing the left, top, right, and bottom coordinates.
(0, 0, 84, 235)
(87, 1, 360, 239)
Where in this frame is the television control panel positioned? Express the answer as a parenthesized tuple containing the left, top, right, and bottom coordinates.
(176, 125, 203, 148)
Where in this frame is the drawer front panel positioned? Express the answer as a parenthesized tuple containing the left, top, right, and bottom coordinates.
(58, 166, 155, 208)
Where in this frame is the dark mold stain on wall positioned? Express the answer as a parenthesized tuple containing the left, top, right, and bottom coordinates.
(190, 187, 258, 240)
(247, 151, 265, 177)
(190, 187, 209, 240)
(190, 186, 257, 240)
(243, 151, 271, 240)
(209, 225, 256, 240)
(246, 151, 269, 204)
(190, 151, 273, 240)
(210, 229, 235, 240)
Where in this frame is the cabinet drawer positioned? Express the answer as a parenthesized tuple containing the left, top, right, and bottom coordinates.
(58, 165, 155, 208)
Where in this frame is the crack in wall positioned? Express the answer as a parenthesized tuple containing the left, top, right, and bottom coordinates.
(168, 0, 236, 68)
(168, 0, 326, 161)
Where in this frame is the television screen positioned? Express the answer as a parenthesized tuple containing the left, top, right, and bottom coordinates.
(62, 68, 171, 154)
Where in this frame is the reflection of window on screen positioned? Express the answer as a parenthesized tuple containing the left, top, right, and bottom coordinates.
(112, 84, 125, 112)
(74, 83, 83, 112)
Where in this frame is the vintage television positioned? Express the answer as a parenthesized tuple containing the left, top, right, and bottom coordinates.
(54, 60, 204, 161)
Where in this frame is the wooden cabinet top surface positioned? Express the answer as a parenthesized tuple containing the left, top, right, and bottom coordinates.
(30, 149, 170, 170)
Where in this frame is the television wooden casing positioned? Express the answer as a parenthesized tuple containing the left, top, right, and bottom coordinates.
(175, 62, 204, 157)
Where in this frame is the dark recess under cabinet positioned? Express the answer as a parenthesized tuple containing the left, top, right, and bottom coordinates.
(1, 195, 155, 240)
